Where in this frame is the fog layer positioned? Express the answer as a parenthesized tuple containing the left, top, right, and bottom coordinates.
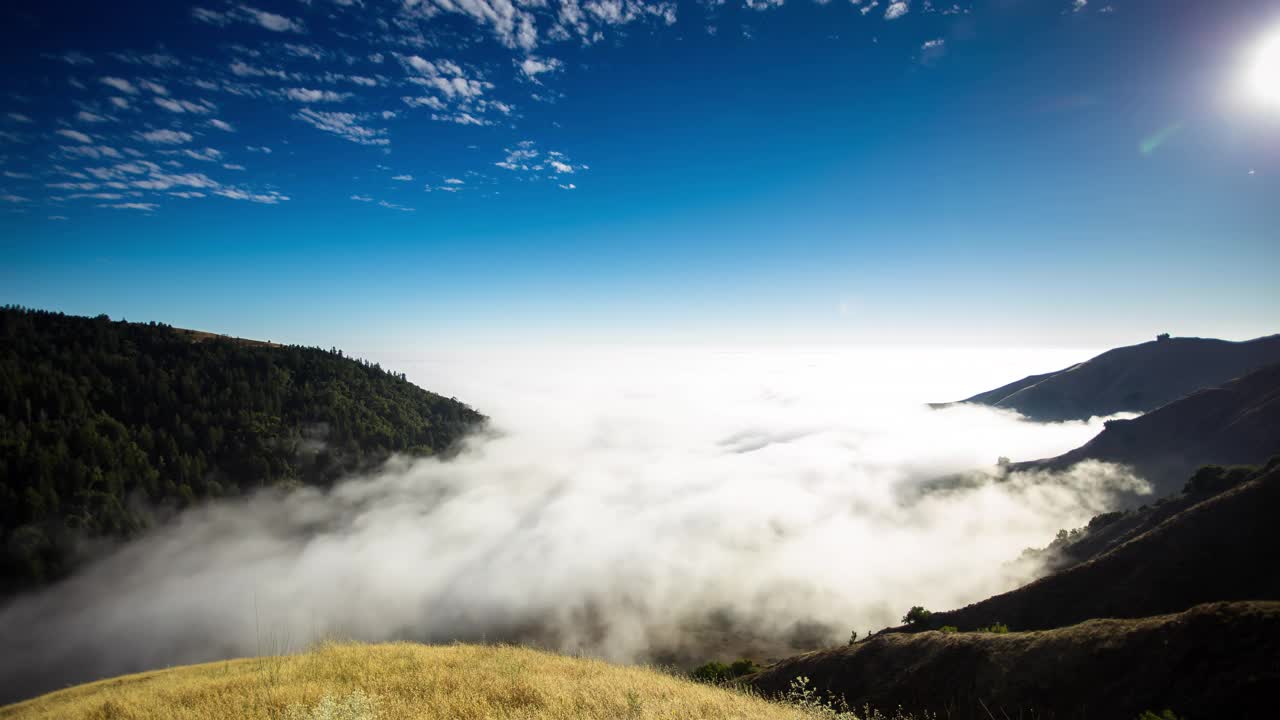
(0, 347, 1147, 699)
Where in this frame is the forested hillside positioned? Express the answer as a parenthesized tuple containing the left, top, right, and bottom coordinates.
(0, 307, 485, 591)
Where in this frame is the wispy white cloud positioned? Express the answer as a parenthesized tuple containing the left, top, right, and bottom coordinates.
(495, 141, 587, 180)
(240, 5, 305, 32)
(100, 77, 138, 94)
(191, 7, 231, 26)
(138, 80, 169, 96)
(155, 97, 216, 114)
(22, 0, 952, 211)
(283, 88, 352, 102)
(293, 108, 389, 146)
(402, 56, 490, 100)
(181, 147, 224, 162)
(214, 187, 290, 203)
(138, 129, 194, 144)
(392, 174, 413, 181)
(519, 56, 563, 81)
(59, 145, 122, 160)
(98, 202, 158, 211)
(194, 5, 305, 32)
(349, 193, 411, 210)
(54, 51, 94, 66)
(56, 128, 94, 143)
(229, 60, 291, 80)
(112, 52, 182, 69)
(284, 43, 325, 60)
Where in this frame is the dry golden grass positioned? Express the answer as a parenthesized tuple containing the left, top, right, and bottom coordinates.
(0, 642, 812, 720)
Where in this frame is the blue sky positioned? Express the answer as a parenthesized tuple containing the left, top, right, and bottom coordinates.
(1, 0, 1277, 352)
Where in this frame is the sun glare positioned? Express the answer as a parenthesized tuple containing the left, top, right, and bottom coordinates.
(1244, 27, 1280, 109)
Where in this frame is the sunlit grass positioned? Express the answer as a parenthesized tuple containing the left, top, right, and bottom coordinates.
(0, 642, 814, 720)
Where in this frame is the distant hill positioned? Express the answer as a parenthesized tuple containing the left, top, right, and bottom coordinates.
(899, 463, 1280, 635)
(1013, 362, 1280, 497)
(0, 307, 485, 592)
(940, 334, 1280, 422)
(747, 601, 1280, 720)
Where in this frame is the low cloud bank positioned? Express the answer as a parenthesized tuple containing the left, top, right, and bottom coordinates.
(0, 347, 1148, 699)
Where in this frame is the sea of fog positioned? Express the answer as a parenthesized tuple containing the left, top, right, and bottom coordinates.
(0, 346, 1151, 700)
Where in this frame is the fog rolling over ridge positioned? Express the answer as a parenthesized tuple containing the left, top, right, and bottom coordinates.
(0, 347, 1149, 700)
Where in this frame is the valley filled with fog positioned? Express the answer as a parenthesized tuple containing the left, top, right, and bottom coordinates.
(0, 346, 1151, 697)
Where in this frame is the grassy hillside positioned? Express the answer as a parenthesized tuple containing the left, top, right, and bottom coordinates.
(0, 642, 813, 720)
(0, 307, 485, 591)
(944, 334, 1280, 421)
(748, 601, 1280, 720)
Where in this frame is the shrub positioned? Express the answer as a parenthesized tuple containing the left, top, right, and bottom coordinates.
(976, 622, 1009, 634)
(848, 630, 858, 645)
(690, 661, 733, 684)
(902, 606, 932, 626)
(938, 625, 958, 634)
(1136, 711, 1181, 720)
(1183, 464, 1256, 495)
(690, 658, 758, 684)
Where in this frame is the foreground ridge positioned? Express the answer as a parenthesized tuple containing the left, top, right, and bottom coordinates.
(0, 642, 809, 720)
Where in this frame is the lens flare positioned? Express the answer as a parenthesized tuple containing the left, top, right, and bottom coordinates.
(1245, 29, 1280, 109)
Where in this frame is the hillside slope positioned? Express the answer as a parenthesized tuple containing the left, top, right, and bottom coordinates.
(0, 307, 485, 591)
(0, 642, 810, 720)
(942, 334, 1280, 421)
(1014, 362, 1280, 496)
(748, 601, 1280, 720)
(902, 464, 1280, 635)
